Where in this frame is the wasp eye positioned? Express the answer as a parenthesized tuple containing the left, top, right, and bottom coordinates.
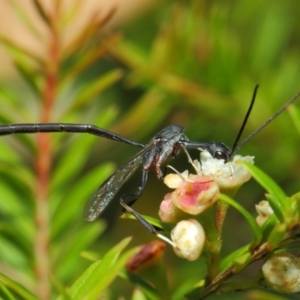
(214, 151, 228, 162)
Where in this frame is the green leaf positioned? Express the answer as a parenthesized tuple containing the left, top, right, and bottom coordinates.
(233, 251, 251, 273)
(0, 180, 32, 216)
(51, 105, 118, 190)
(259, 214, 279, 242)
(132, 289, 148, 300)
(0, 35, 44, 65)
(120, 270, 159, 300)
(0, 219, 34, 258)
(109, 39, 148, 71)
(240, 162, 292, 223)
(121, 213, 174, 233)
(220, 244, 250, 271)
(59, 0, 82, 29)
(0, 161, 36, 193)
(31, 0, 51, 26)
(218, 194, 262, 245)
(14, 60, 41, 96)
(0, 272, 38, 300)
(267, 222, 287, 250)
(0, 85, 41, 125)
(50, 274, 72, 300)
(246, 288, 291, 300)
(51, 135, 96, 190)
(0, 236, 29, 270)
(112, 88, 172, 140)
(61, 34, 121, 85)
(251, 5, 291, 71)
(290, 191, 300, 223)
(0, 283, 16, 300)
(64, 69, 124, 113)
(54, 222, 104, 281)
(51, 163, 115, 237)
(0, 85, 22, 107)
(79, 251, 102, 263)
(183, 280, 205, 300)
(7, 0, 45, 41)
(288, 105, 300, 136)
(69, 237, 137, 300)
(0, 142, 21, 164)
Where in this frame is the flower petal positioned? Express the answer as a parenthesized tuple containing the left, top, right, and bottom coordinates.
(171, 175, 219, 215)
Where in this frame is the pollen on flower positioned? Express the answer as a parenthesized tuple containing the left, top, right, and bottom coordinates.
(255, 200, 274, 226)
(262, 253, 300, 293)
(171, 219, 205, 261)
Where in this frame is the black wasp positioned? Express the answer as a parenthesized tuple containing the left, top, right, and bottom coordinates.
(0, 86, 299, 235)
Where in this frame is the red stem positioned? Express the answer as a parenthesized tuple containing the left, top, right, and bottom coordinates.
(34, 6, 60, 300)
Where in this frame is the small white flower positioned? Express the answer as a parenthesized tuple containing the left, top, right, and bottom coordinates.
(262, 253, 300, 293)
(197, 151, 254, 191)
(171, 219, 205, 261)
(255, 200, 274, 226)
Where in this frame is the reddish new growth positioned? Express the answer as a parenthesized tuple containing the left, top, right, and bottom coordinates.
(126, 241, 166, 272)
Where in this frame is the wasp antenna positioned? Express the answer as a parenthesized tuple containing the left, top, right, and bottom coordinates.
(231, 85, 259, 156)
(233, 89, 300, 155)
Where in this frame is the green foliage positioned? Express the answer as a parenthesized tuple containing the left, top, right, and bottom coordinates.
(69, 237, 138, 300)
(0, 0, 299, 299)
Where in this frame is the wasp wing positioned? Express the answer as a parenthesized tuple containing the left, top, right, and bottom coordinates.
(84, 144, 154, 221)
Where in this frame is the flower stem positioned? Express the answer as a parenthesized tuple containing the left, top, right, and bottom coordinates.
(34, 3, 60, 299)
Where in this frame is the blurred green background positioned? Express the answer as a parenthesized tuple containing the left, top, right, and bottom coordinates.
(0, 0, 299, 299)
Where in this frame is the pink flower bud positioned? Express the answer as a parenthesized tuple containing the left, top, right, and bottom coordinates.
(171, 219, 205, 261)
(158, 193, 187, 223)
(262, 253, 300, 293)
(126, 241, 166, 273)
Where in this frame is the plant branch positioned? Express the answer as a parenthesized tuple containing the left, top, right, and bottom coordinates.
(201, 242, 269, 298)
(201, 228, 300, 299)
(34, 3, 60, 300)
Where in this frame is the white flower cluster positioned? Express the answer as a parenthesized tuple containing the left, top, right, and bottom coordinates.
(159, 150, 254, 260)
